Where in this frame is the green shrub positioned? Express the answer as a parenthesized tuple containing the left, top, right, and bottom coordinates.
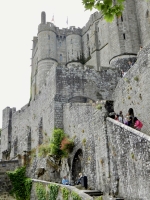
(50, 128, 65, 156)
(50, 128, 74, 158)
(38, 143, 51, 157)
(7, 166, 32, 200)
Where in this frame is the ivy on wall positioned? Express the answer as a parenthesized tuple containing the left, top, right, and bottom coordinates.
(71, 191, 82, 200)
(35, 183, 47, 200)
(48, 183, 59, 200)
(6, 166, 32, 200)
(61, 187, 70, 200)
(35, 182, 85, 200)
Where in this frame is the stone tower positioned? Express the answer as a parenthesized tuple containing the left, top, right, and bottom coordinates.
(36, 11, 57, 95)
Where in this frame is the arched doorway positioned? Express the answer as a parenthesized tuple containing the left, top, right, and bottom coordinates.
(72, 149, 83, 184)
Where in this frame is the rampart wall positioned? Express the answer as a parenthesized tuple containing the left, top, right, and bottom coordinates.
(63, 102, 112, 191)
(114, 44, 150, 135)
(1, 65, 57, 159)
(56, 66, 120, 102)
(107, 118, 150, 199)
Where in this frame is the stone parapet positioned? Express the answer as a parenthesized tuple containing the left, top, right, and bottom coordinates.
(31, 179, 93, 200)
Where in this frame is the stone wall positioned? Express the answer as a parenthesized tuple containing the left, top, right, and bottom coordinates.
(107, 117, 150, 199)
(1, 65, 57, 159)
(30, 179, 93, 200)
(63, 102, 111, 191)
(113, 44, 150, 135)
(135, 0, 150, 47)
(56, 66, 120, 102)
(0, 160, 19, 199)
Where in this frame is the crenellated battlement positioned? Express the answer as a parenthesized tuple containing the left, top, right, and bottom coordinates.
(38, 22, 82, 36)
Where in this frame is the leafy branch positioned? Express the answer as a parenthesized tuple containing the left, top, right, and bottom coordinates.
(82, 0, 125, 22)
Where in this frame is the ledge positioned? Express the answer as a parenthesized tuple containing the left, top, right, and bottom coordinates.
(107, 117, 150, 142)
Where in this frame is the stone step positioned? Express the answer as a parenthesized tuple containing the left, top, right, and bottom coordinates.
(83, 190, 103, 196)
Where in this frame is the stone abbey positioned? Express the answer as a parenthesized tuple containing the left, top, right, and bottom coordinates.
(1, 0, 150, 199)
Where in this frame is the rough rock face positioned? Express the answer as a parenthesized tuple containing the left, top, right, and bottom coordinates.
(113, 44, 150, 135)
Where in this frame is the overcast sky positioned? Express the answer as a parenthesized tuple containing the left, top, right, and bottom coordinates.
(0, 0, 96, 127)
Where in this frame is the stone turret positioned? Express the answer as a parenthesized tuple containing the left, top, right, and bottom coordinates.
(1, 107, 16, 160)
(66, 27, 82, 68)
(36, 11, 57, 94)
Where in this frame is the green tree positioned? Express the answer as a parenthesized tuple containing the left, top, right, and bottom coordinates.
(82, 0, 125, 22)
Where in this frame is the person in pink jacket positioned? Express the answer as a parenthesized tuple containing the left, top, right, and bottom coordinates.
(134, 117, 143, 131)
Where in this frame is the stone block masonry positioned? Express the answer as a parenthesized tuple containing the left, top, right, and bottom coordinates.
(107, 118, 150, 199)
(0, 160, 19, 198)
(114, 44, 150, 135)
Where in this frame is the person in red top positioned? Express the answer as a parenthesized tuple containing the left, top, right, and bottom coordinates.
(134, 117, 143, 131)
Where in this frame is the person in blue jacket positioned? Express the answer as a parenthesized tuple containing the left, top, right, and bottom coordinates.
(62, 176, 69, 185)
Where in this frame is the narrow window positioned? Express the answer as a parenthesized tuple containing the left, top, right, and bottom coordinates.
(71, 39, 72, 44)
(87, 34, 89, 41)
(48, 35, 50, 40)
(72, 49, 73, 54)
(98, 27, 99, 32)
(59, 42, 61, 47)
(123, 33, 126, 40)
(60, 54, 62, 62)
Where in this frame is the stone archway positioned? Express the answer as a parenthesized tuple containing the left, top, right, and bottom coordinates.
(71, 149, 83, 184)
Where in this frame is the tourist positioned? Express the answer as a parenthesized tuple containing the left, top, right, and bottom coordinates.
(118, 111, 124, 123)
(128, 61, 133, 68)
(121, 70, 124, 77)
(62, 176, 69, 185)
(134, 117, 143, 131)
(115, 114, 119, 121)
(124, 114, 129, 125)
(127, 108, 134, 127)
(76, 173, 83, 185)
(140, 46, 143, 51)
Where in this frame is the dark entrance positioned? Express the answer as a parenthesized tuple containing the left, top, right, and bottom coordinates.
(72, 149, 83, 184)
